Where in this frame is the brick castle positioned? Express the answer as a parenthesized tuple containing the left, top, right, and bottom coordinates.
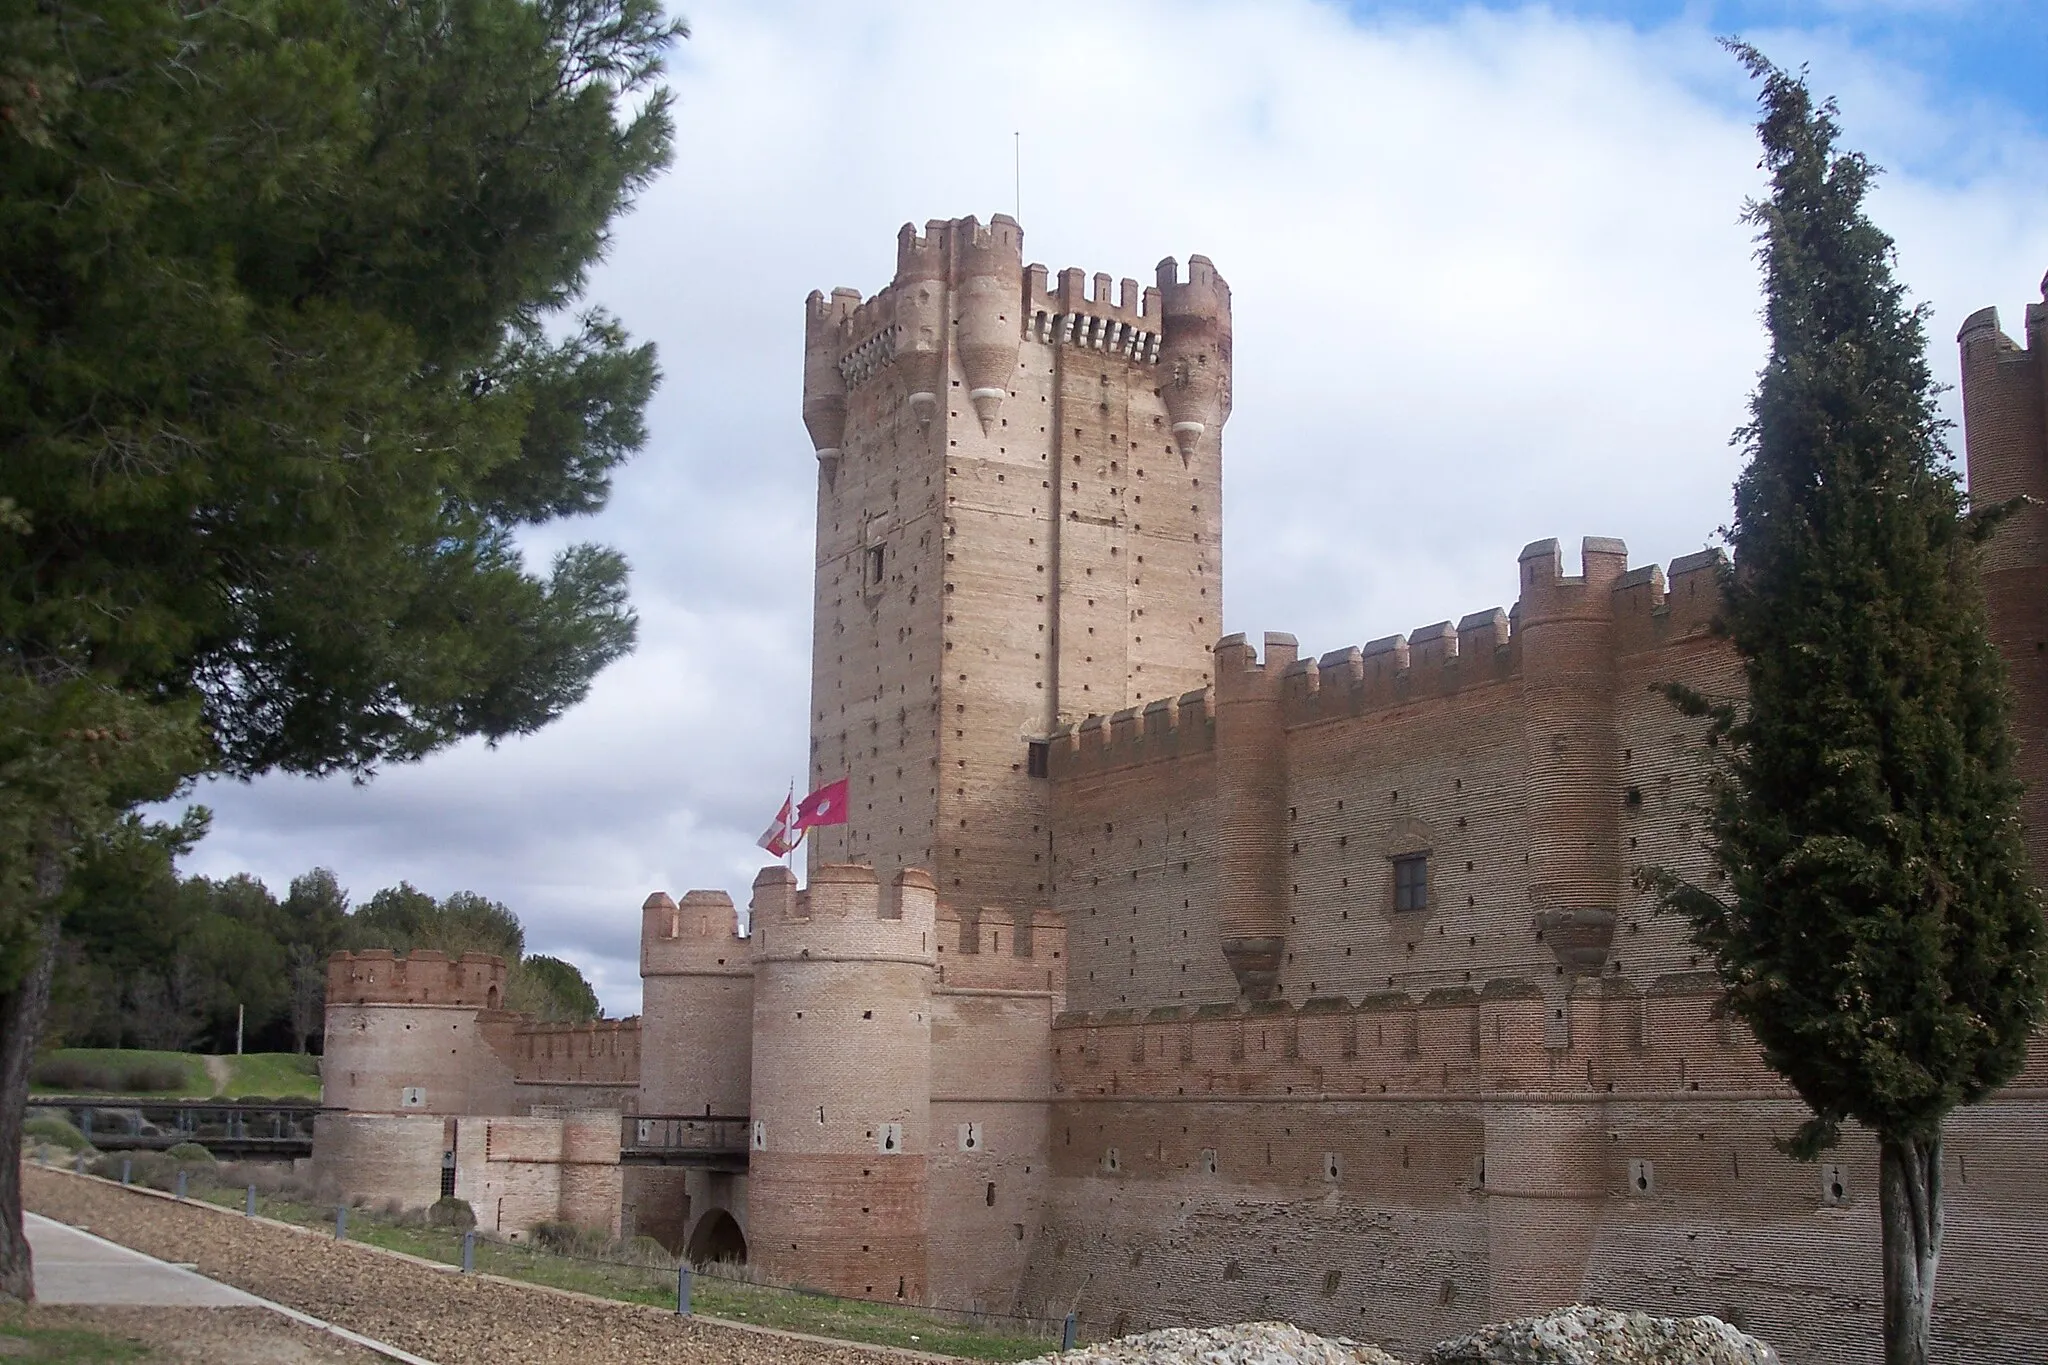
(316, 219, 2048, 1362)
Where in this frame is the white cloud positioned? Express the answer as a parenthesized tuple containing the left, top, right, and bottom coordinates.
(172, 0, 2048, 1016)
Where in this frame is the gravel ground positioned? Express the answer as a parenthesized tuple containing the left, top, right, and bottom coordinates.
(1023, 1322, 1403, 1365)
(5, 1304, 388, 1363)
(24, 1167, 920, 1365)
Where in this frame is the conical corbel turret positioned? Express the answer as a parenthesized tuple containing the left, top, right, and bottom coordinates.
(1156, 255, 1233, 463)
(951, 215, 1025, 434)
(802, 288, 857, 464)
(895, 221, 948, 435)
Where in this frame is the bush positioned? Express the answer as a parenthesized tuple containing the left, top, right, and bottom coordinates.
(428, 1197, 476, 1231)
(91, 1151, 182, 1191)
(622, 1235, 674, 1268)
(163, 1141, 215, 1164)
(121, 1061, 189, 1093)
(23, 1115, 91, 1152)
(31, 1057, 116, 1091)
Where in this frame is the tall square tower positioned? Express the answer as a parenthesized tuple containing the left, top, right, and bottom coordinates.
(800, 215, 1231, 914)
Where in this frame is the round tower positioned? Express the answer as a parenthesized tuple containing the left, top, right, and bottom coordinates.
(894, 221, 948, 432)
(803, 288, 859, 464)
(949, 215, 1024, 434)
(639, 890, 753, 1116)
(1959, 282, 2048, 871)
(1213, 633, 1294, 1000)
(1155, 253, 1233, 461)
(321, 949, 511, 1115)
(1516, 537, 1627, 974)
(748, 863, 935, 1302)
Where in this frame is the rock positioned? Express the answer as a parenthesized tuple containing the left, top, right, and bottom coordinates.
(1026, 1321, 1402, 1365)
(1426, 1305, 1779, 1365)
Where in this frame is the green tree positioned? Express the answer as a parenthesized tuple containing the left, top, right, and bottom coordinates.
(0, 0, 681, 1300)
(348, 884, 524, 961)
(1643, 48, 2043, 1365)
(282, 869, 351, 1053)
(507, 953, 602, 1023)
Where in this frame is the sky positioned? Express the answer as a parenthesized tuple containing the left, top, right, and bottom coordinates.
(169, 0, 2048, 1016)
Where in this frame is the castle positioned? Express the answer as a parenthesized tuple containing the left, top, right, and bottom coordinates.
(317, 218, 2048, 1363)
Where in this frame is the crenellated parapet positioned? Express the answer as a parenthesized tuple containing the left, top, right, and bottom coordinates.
(640, 889, 749, 980)
(800, 214, 1231, 458)
(326, 949, 506, 1010)
(934, 904, 1067, 996)
(1049, 977, 1789, 1101)
(748, 862, 938, 965)
(511, 1016, 642, 1087)
(1048, 687, 1215, 777)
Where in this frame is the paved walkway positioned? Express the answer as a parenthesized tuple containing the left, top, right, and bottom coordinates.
(26, 1212, 264, 1306)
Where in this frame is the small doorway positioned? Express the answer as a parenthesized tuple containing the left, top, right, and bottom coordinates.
(685, 1209, 747, 1265)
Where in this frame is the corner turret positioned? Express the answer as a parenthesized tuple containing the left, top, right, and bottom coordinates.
(1213, 632, 1294, 999)
(949, 215, 1026, 433)
(803, 288, 859, 464)
(1155, 254, 1233, 461)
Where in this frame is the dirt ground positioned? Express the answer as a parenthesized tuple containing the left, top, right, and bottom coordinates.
(23, 1166, 924, 1365)
(2, 1304, 388, 1363)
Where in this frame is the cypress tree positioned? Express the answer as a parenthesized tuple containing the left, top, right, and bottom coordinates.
(1646, 47, 2043, 1365)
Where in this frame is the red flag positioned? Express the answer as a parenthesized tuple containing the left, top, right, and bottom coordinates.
(793, 777, 850, 830)
(757, 795, 799, 857)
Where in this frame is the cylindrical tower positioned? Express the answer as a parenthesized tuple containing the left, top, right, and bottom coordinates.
(321, 949, 510, 1115)
(1213, 632, 1293, 1000)
(802, 288, 858, 463)
(1482, 1100, 1606, 1319)
(1959, 284, 2048, 872)
(1516, 537, 1627, 973)
(638, 889, 753, 1117)
(895, 221, 948, 432)
(950, 215, 1024, 434)
(1155, 253, 1233, 462)
(748, 864, 936, 1301)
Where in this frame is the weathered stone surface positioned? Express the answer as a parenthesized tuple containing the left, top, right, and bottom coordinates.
(1426, 1306, 1779, 1365)
(1027, 1321, 1400, 1365)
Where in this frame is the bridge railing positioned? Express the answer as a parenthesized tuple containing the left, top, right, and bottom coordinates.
(30, 1095, 332, 1155)
(621, 1114, 750, 1167)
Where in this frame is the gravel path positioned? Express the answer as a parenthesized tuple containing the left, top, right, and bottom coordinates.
(5, 1304, 390, 1363)
(24, 1167, 921, 1365)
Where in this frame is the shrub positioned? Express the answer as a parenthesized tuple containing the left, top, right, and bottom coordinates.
(530, 1219, 577, 1252)
(121, 1062, 190, 1093)
(622, 1235, 673, 1268)
(428, 1197, 476, 1231)
(23, 1115, 91, 1152)
(163, 1141, 215, 1164)
(31, 1057, 116, 1092)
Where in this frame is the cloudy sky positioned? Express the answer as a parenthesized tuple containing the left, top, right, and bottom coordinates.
(171, 0, 2048, 1016)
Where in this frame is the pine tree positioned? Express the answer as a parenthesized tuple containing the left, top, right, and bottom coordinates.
(1646, 47, 2043, 1365)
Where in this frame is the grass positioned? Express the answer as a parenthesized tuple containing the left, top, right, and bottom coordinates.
(218, 1052, 320, 1100)
(193, 1189, 1058, 1360)
(0, 1308, 151, 1362)
(29, 1049, 319, 1101)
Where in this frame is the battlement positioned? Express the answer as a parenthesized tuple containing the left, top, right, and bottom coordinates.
(1049, 976, 1780, 1099)
(1958, 271, 2048, 362)
(326, 949, 506, 1010)
(640, 889, 748, 979)
(1048, 544, 1727, 780)
(510, 1015, 641, 1087)
(748, 863, 938, 965)
(934, 905, 1068, 995)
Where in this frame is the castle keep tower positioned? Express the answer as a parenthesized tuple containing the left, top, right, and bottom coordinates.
(800, 216, 1230, 913)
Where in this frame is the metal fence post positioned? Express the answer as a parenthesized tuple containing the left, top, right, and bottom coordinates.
(245, 1185, 257, 1216)
(462, 1229, 475, 1273)
(334, 1206, 347, 1241)
(174, 1170, 187, 1200)
(1062, 1311, 1078, 1351)
(72, 1152, 84, 1174)
(676, 1262, 692, 1316)
(120, 1159, 131, 1186)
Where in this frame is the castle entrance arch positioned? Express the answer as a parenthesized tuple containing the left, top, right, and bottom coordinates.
(686, 1208, 747, 1264)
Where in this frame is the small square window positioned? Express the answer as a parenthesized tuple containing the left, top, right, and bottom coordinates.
(1393, 854, 1429, 912)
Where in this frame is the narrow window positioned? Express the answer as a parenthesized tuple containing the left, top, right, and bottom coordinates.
(1027, 740, 1049, 778)
(1393, 853, 1429, 912)
(439, 1151, 456, 1200)
(865, 543, 884, 587)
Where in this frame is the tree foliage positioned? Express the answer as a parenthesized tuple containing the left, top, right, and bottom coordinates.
(1642, 46, 2043, 1363)
(0, 0, 681, 1298)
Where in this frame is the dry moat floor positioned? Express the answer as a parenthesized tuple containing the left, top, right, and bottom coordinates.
(20, 1165, 956, 1365)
